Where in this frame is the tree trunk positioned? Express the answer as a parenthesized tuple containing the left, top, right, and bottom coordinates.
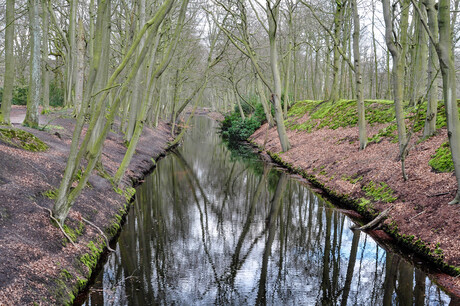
(74, 20, 85, 115)
(41, 0, 50, 111)
(437, 0, 460, 204)
(125, 0, 146, 142)
(0, 0, 15, 124)
(352, 0, 367, 150)
(267, 0, 290, 152)
(329, 0, 343, 102)
(382, 0, 409, 180)
(24, 0, 42, 128)
(53, 0, 175, 224)
(422, 0, 439, 138)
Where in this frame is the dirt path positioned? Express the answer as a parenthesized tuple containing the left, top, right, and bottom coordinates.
(0, 106, 173, 304)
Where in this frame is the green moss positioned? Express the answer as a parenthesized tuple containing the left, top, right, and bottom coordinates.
(80, 240, 104, 275)
(368, 124, 398, 144)
(0, 128, 48, 151)
(286, 99, 397, 133)
(362, 181, 397, 203)
(124, 187, 136, 202)
(42, 188, 58, 199)
(429, 142, 454, 172)
(62, 220, 84, 242)
(342, 175, 363, 184)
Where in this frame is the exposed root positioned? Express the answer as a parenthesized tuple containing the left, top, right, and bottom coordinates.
(33, 202, 76, 247)
(351, 205, 394, 231)
(82, 217, 115, 252)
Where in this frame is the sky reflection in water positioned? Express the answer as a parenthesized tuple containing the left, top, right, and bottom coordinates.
(83, 117, 452, 305)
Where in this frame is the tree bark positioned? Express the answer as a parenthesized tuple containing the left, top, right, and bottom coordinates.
(41, 0, 50, 111)
(267, 0, 291, 152)
(422, 0, 439, 138)
(382, 0, 410, 180)
(24, 0, 42, 128)
(436, 0, 460, 204)
(0, 0, 15, 124)
(351, 0, 367, 150)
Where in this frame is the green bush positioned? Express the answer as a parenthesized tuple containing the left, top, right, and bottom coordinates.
(220, 103, 267, 142)
(49, 83, 64, 107)
(12, 86, 28, 105)
(226, 117, 260, 141)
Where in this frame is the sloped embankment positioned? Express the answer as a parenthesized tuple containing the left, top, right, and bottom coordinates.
(250, 99, 460, 296)
(0, 106, 173, 304)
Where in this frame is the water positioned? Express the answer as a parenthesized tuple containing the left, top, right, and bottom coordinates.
(81, 117, 453, 305)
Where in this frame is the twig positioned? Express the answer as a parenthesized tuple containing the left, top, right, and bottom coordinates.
(33, 202, 76, 247)
(82, 217, 115, 252)
(428, 192, 450, 197)
(409, 210, 425, 221)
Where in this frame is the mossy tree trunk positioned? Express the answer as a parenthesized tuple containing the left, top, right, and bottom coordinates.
(436, 0, 460, 204)
(53, 0, 176, 224)
(0, 0, 15, 124)
(41, 0, 50, 111)
(422, 0, 439, 138)
(23, 0, 42, 129)
(382, 0, 410, 180)
(267, 0, 291, 152)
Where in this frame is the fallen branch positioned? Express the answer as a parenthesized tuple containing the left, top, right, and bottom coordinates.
(82, 217, 115, 252)
(351, 205, 394, 231)
(428, 192, 450, 198)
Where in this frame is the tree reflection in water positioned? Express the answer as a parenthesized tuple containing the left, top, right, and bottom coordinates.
(82, 117, 452, 305)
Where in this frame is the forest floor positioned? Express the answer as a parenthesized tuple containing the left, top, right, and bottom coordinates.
(250, 105, 460, 298)
(0, 106, 173, 304)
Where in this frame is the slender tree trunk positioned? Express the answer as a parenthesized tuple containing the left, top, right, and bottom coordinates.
(65, 0, 77, 107)
(267, 0, 290, 152)
(256, 74, 274, 126)
(41, 0, 50, 111)
(324, 37, 331, 100)
(53, 0, 175, 223)
(352, 0, 367, 150)
(372, 0, 379, 99)
(74, 20, 85, 115)
(329, 0, 343, 102)
(423, 0, 439, 138)
(125, 0, 146, 142)
(0, 0, 15, 124)
(437, 0, 460, 204)
(382, 0, 410, 180)
(24, 0, 42, 128)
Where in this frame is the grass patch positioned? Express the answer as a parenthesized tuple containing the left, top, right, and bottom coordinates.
(0, 128, 48, 151)
(429, 142, 454, 172)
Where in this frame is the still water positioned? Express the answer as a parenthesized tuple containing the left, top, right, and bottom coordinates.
(82, 117, 453, 305)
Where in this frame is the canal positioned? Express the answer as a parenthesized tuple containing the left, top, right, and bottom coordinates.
(80, 116, 452, 305)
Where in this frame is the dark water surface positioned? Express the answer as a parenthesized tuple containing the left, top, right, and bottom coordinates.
(82, 117, 452, 305)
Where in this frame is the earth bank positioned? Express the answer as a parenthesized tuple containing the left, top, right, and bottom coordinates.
(249, 100, 460, 297)
(0, 106, 173, 304)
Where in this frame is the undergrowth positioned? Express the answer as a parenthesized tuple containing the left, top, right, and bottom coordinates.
(429, 142, 454, 172)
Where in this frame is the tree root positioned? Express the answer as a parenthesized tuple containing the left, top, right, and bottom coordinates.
(351, 205, 394, 231)
(33, 202, 76, 247)
(82, 217, 115, 252)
